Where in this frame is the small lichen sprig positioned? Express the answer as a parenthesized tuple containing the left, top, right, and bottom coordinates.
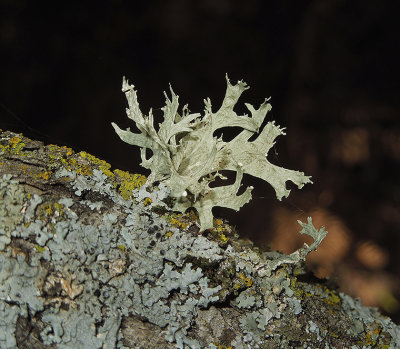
(257, 217, 328, 277)
(112, 75, 312, 230)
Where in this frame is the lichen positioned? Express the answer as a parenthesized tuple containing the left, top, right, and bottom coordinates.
(112, 75, 312, 230)
(0, 172, 223, 348)
(111, 168, 147, 200)
(0, 174, 26, 250)
(0, 134, 26, 156)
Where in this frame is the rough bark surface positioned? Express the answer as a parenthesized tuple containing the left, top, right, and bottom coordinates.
(0, 130, 399, 349)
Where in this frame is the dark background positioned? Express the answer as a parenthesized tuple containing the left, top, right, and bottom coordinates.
(1, 0, 399, 323)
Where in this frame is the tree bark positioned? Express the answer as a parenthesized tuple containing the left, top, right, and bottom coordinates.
(0, 130, 399, 349)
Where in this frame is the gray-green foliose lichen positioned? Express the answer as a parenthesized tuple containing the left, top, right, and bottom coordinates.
(0, 169, 221, 349)
(0, 167, 399, 348)
(112, 75, 312, 231)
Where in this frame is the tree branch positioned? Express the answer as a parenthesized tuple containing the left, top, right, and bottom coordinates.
(0, 130, 398, 349)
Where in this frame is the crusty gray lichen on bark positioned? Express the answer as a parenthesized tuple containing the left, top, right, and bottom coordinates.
(0, 130, 399, 349)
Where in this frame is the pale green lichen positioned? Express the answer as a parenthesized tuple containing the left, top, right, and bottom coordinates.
(256, 217, 328, 277)
(112, 75, 312, 230)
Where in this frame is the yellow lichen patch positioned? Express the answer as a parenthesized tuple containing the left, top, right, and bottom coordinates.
(213, 219, 224, 232)
(214, 218, 223, 226)
(63, 156, 92, 176)
(313, 284, 341, 306)
(9, 136, 22, 147)
(143, 197, 152, 206)
(65, 147, 73, 156)
(34, 170, 53, 181)
(165, 231, 174, 238)
(113, 169, 147, 200)
(117, 245, 125, 252)
(38, 201, 65, 222)
(218, 233, 228, 243)
(34, 244, 46, 253)
(291, 279, 341, 308)
(211, 218, 229, 244)
(79, 151, 114, 178)
(239, 272, 253, 287)
(234, 272, 253, 291)
(164, 213, 189, 230)
(39, 203, 54, 218)
(290, 277, 317, 301)
(0, 134, 26, 155)
(54, 202, 64, 214)
(47, 144, 74, 157)
(323, 289, 341, 306)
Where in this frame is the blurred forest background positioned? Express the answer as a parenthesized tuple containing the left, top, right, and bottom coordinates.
(1, 0, 399, 323)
